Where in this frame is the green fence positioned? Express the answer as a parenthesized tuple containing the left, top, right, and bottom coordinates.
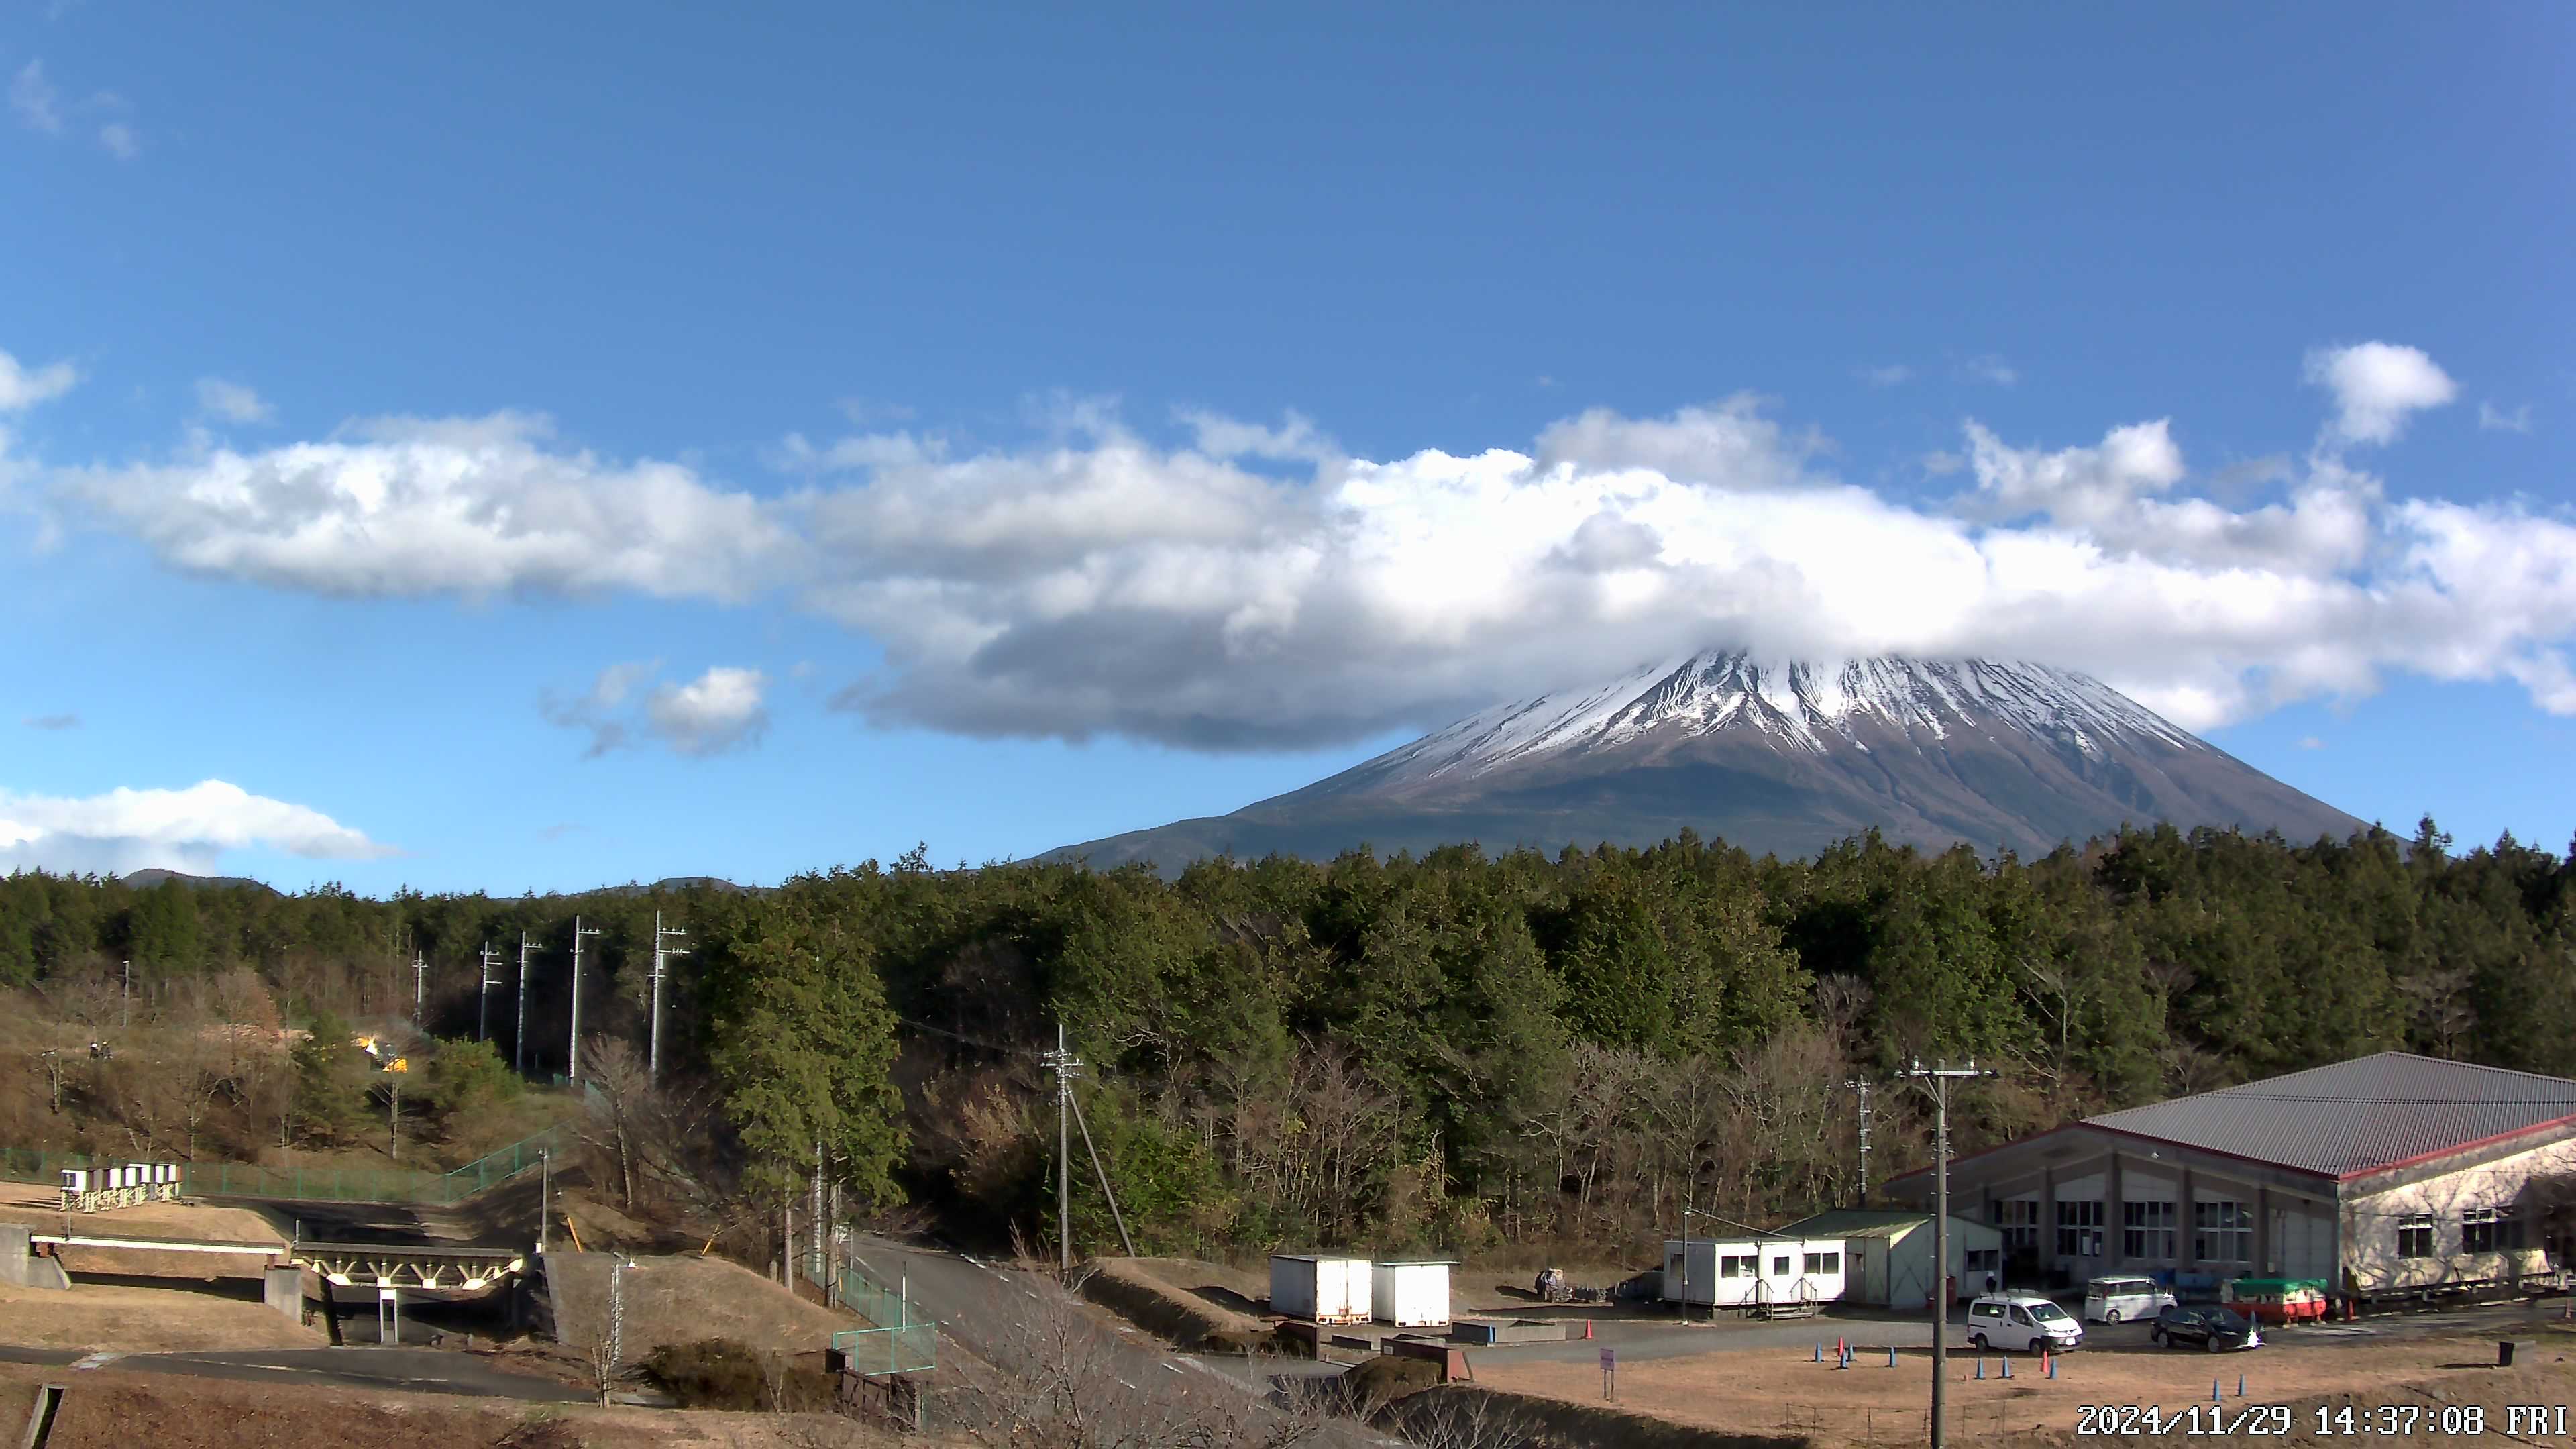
(810, 1248, 937, 1375)
(832, 1322, 939, 1378)
(1, 1122, 576, 1207)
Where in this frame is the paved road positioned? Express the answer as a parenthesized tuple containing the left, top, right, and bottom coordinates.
(0, 1344, 590, 1401)
(844, 1236, 1393, 1445)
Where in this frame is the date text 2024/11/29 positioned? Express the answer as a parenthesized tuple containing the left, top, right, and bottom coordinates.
(2078, 1403, 2569, 1436)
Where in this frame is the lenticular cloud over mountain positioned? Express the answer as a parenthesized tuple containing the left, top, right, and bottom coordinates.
(46, 343, 2576, 751)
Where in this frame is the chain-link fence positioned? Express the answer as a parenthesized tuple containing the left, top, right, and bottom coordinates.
(808, 1246, 937, 1376)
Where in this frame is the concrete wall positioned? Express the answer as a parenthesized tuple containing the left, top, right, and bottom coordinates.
(2343, 1133, 2576, 1294)
(264, 1266, 306, 1322)
(2, 1226, 70, 1290)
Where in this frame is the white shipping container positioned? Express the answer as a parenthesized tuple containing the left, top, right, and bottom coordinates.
(1270, 1255, 1373, 1324)
(1371, 1260, 1454, 1327)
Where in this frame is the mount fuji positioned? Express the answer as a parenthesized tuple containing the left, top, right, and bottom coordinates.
(1044, 654, 2367, 873)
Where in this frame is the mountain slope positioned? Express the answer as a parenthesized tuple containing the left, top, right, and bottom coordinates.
(1044, 654, 2367, 873)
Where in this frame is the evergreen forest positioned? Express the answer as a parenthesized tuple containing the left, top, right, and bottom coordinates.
(3, 817, 2571, 1267)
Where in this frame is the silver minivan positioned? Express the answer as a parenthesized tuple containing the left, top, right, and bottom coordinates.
(2083, 1275, 2177, 1324)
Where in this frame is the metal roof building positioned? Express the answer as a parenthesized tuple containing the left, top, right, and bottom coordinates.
(1882, 1053, 2576, 1306)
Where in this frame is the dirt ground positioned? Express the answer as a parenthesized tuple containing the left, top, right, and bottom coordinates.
(0, 1361, 949, 1448)
(0, 1277, 323, 1351)
(0, 1183, 290, 1244)
(547, 1251, 857, 1364)
(1475, 1330, 2576, 1447)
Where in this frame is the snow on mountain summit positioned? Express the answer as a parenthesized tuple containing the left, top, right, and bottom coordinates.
(1371, 653, 2203, 786)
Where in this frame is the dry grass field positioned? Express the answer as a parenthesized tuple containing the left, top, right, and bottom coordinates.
(0, 1362, 944, 1449)
(0, 1277, 322, 1352)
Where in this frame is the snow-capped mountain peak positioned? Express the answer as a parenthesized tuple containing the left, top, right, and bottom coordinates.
(1364, 653, 2203, 788)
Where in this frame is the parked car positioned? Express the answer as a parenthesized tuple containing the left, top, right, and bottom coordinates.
(2149, 1305, 2263, 1352)
(2084, 1275, 2178, 1324)
(1966, 1293, 2085, 1354)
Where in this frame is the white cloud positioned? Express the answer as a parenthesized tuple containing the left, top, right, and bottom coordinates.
(0, 779, 396, 875)
(2298, 736, 2324, 750)
(1960, 355, 2019, 387)
(97, 121, 135, 159)
(1858, 364, 1912, 387)
(23, 713, 78, 731)
(60, 412, 791, 601)
(46, 339, 2576, 749)
(2305, 342, 2457, 447)
(1175, 408, 1340, 464)
(543, 661, 768, 758)
(539, 659, 661, 758)
(194, 378, 274, 424)
(0, 347, 78, 411)
(2479, 401, 2533, 435)
(1529, 394, 1822, 488)
(647, 666, 770, 757)
(9, 60, 61, 134)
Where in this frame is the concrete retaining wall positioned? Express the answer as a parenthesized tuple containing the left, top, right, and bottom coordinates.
(0, 1224, 67, 1291)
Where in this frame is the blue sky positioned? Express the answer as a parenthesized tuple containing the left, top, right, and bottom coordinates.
(3, 3, 2571, 893)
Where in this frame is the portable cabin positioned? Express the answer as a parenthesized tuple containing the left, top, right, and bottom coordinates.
(1776, 1210, 2004, 1308)
(1661, 1236, 1847, 1310)
(1269, 1254, 1372, 1324)
(1371, 1260, 1454, 1327)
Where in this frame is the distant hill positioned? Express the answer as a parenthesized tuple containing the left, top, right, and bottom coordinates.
(119, 868, 278, 895)
(1044, 653, 2368, 875)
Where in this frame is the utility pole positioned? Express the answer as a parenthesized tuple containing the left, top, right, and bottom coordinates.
(567, 917, 602, 1084)
(478, 943, 500, 1043)
(412, 951, 427, 1025)
(1900, 1059, 1996, 1449)
(1040, 1024, 1081, 1273)
(649, 912, 688, 1084)
(539, 1148, 551, 1255)
(121, 959, 130, 1030)
(515, 932, 535, 1076)
(39, 1051, 62, 1114)
(1845, 1078, 1873, 1207)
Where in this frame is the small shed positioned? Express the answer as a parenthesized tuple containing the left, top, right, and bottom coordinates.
(1777, 1210, 2002, 1309)
(1371, 1260, 1454, 1327)
(1661, 1236, 1847, 1310)
(1269, 1254, 1372, 1324)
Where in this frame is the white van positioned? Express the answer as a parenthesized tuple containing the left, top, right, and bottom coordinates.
(2083, 1275, 2177, 1324)
(1966, 1293, 2084, 1354)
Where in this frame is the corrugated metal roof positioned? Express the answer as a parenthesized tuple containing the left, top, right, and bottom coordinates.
(2084, 1052, 2576, 1178)
(1777, 1209, 1987, 1240)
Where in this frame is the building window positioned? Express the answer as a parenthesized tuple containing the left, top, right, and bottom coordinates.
(2194, 1201, 2252, 1263)
(2123, 1201, 2178, 1260)
(1804, 1251, 1840, 1275)
(1964, 1248, 2000, 1274)
(2057, 1201, 2104, 1257)
(1772, 1254, 1790, 1276)
(1996, 1199, 2041, 1254)
(2463, 1207, 2522, 1254)
(2397, 1216, 2435, 1259)
(1721, 1253, 1762, 1278)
